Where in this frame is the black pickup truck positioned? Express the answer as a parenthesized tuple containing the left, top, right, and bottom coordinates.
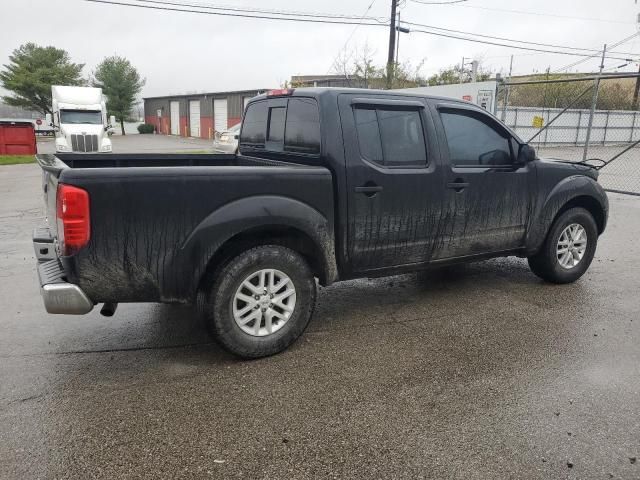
(34, 88, 608, 358)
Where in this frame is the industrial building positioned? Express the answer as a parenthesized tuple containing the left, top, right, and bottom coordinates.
(143, 89, 266, 139)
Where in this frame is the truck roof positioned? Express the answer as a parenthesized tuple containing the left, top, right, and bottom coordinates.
(252, 87, 473, 106)
(52, 86, 103, 105)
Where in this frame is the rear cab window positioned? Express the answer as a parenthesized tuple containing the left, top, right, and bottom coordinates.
(240, 97, 321, 157)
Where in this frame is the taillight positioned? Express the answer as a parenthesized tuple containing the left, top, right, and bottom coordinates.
(56, 184, 90, 256)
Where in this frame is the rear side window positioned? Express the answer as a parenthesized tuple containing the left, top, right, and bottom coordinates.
(240, 101, 267, 146)
(354, 108, 383, 163)
(354, 106, 427, 168)
(285, 98, 321, 154)
(440, 110, 512, 166)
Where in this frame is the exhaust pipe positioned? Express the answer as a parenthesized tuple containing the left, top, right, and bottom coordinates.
(100, 302, 118, 317)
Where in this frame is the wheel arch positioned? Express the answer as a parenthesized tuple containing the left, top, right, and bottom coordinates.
(526, 176, 608, 254)
(167, 195, 337, 302)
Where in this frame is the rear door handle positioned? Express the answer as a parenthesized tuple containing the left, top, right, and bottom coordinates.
(355, 185, 383, 196)
(446, 180, 470, 192)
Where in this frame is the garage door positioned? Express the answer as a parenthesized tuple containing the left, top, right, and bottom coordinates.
(189, 100, 200, 137)
(170, 101, 180, 135)
(213, 98, 228, 133)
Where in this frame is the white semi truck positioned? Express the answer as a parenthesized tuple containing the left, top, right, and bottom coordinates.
(46, 86, 115, 153)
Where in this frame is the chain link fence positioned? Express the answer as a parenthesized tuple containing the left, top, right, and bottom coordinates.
(498, 74, 640, 196)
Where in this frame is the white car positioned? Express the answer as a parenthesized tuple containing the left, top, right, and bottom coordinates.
(213, 123, 240, 154)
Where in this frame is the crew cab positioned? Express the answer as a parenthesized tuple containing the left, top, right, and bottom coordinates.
(33, 88, 608, 358)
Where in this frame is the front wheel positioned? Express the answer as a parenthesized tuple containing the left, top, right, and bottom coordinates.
(528, 207, 598, 284)
(198, 245, 317, 359)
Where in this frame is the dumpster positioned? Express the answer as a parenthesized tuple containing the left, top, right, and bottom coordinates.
(0, 121, 37, 155)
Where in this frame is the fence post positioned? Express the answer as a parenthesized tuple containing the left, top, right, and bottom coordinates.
(631, 111, 637, 143)
(575, 110, 582, 146)
(583, 44, 607, 160)
(603, 110, 610, 145)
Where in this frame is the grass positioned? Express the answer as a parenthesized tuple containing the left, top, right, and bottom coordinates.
(0, 155, 36, 165)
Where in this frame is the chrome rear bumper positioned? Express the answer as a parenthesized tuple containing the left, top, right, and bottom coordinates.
(34, 227, 94, 315)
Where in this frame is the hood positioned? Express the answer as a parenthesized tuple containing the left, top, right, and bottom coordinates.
(60, 124, 105, 137)
(537, 157, 599, 181)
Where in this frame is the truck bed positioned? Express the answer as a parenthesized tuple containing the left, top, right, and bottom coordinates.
(36, 153, 335, 304)
(37, 152, 301, 171)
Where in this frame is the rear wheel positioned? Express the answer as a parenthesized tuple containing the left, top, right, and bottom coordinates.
(198, 245, 316, 358)
(528, 207, 598, 284)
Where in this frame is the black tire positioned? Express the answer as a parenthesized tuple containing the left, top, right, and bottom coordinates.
(197, 245, 316, 359)
(528, 207, 598, 284)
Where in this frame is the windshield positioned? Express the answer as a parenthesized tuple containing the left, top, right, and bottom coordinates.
(59, 109, 103, 125)
(228, 123, 241, 133)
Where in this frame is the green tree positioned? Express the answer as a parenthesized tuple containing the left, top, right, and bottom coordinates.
(0, 43, 84, 116)
(92, 56, 145, 135)
(428, 63, 491, 86)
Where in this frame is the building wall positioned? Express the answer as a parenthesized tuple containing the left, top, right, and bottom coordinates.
(144, 89, 265, 139)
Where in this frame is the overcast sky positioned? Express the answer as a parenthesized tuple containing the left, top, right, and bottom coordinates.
(1, 0, 640, 98)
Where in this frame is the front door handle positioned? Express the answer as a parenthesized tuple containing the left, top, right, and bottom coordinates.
(446, 179, 470, 192)
(355, 184, 383, 197)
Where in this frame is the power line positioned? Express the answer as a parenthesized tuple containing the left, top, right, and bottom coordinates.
(135, 0, 388, 22)
(409, 28, 637, 60)
(80, 0, 390, 26)
(402, 20, 639, 56)
(79, 0, 640, 64)
(550, 32, 640, 74)
(326, 0, 379, 75)
(409, 0, 635, 26)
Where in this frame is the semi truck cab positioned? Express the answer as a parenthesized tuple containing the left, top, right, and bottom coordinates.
(46, 86, 115, 153)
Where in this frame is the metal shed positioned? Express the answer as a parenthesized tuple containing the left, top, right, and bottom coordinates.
(143, 89, 267, 139)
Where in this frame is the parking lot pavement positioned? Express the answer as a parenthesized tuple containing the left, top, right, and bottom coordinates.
(1, 162, 639, 479)
(36, 134, 214, 154)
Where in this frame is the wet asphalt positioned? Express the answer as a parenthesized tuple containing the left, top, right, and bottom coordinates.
(1, 160, 639, 479)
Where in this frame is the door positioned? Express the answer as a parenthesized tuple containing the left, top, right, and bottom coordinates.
(433, 103, 533, 258)
(170, 101, 180, 135)
(189, 100, 200, 137)
(214, 98, 228, 133)
(338, 94, 445, 273)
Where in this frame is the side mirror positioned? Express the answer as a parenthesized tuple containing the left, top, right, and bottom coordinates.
(518, 144, 537, 163)
(109, 115, 116, 126)
(45, 113, 52, 126)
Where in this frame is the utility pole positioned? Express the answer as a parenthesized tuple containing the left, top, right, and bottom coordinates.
(633, 9, 640, 109)
(501, 54, 514, 121)
(583, 44, 607, 161)
(395, 12, 401, 66)
(471, 60, 479, 82)
(632, 63, 640, 110)
(386, 0, 398, 89)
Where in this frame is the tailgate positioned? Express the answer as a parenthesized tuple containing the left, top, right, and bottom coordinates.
(36, 155, 65, 242)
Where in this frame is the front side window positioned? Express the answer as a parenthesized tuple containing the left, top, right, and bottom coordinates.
(59, 109, 103, 125)
(440, 110, 512, 166)
(353, 105, 427, 168)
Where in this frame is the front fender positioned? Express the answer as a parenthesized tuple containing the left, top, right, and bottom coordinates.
(166, 195, 336, 300)
(526, 175, 608, 254)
